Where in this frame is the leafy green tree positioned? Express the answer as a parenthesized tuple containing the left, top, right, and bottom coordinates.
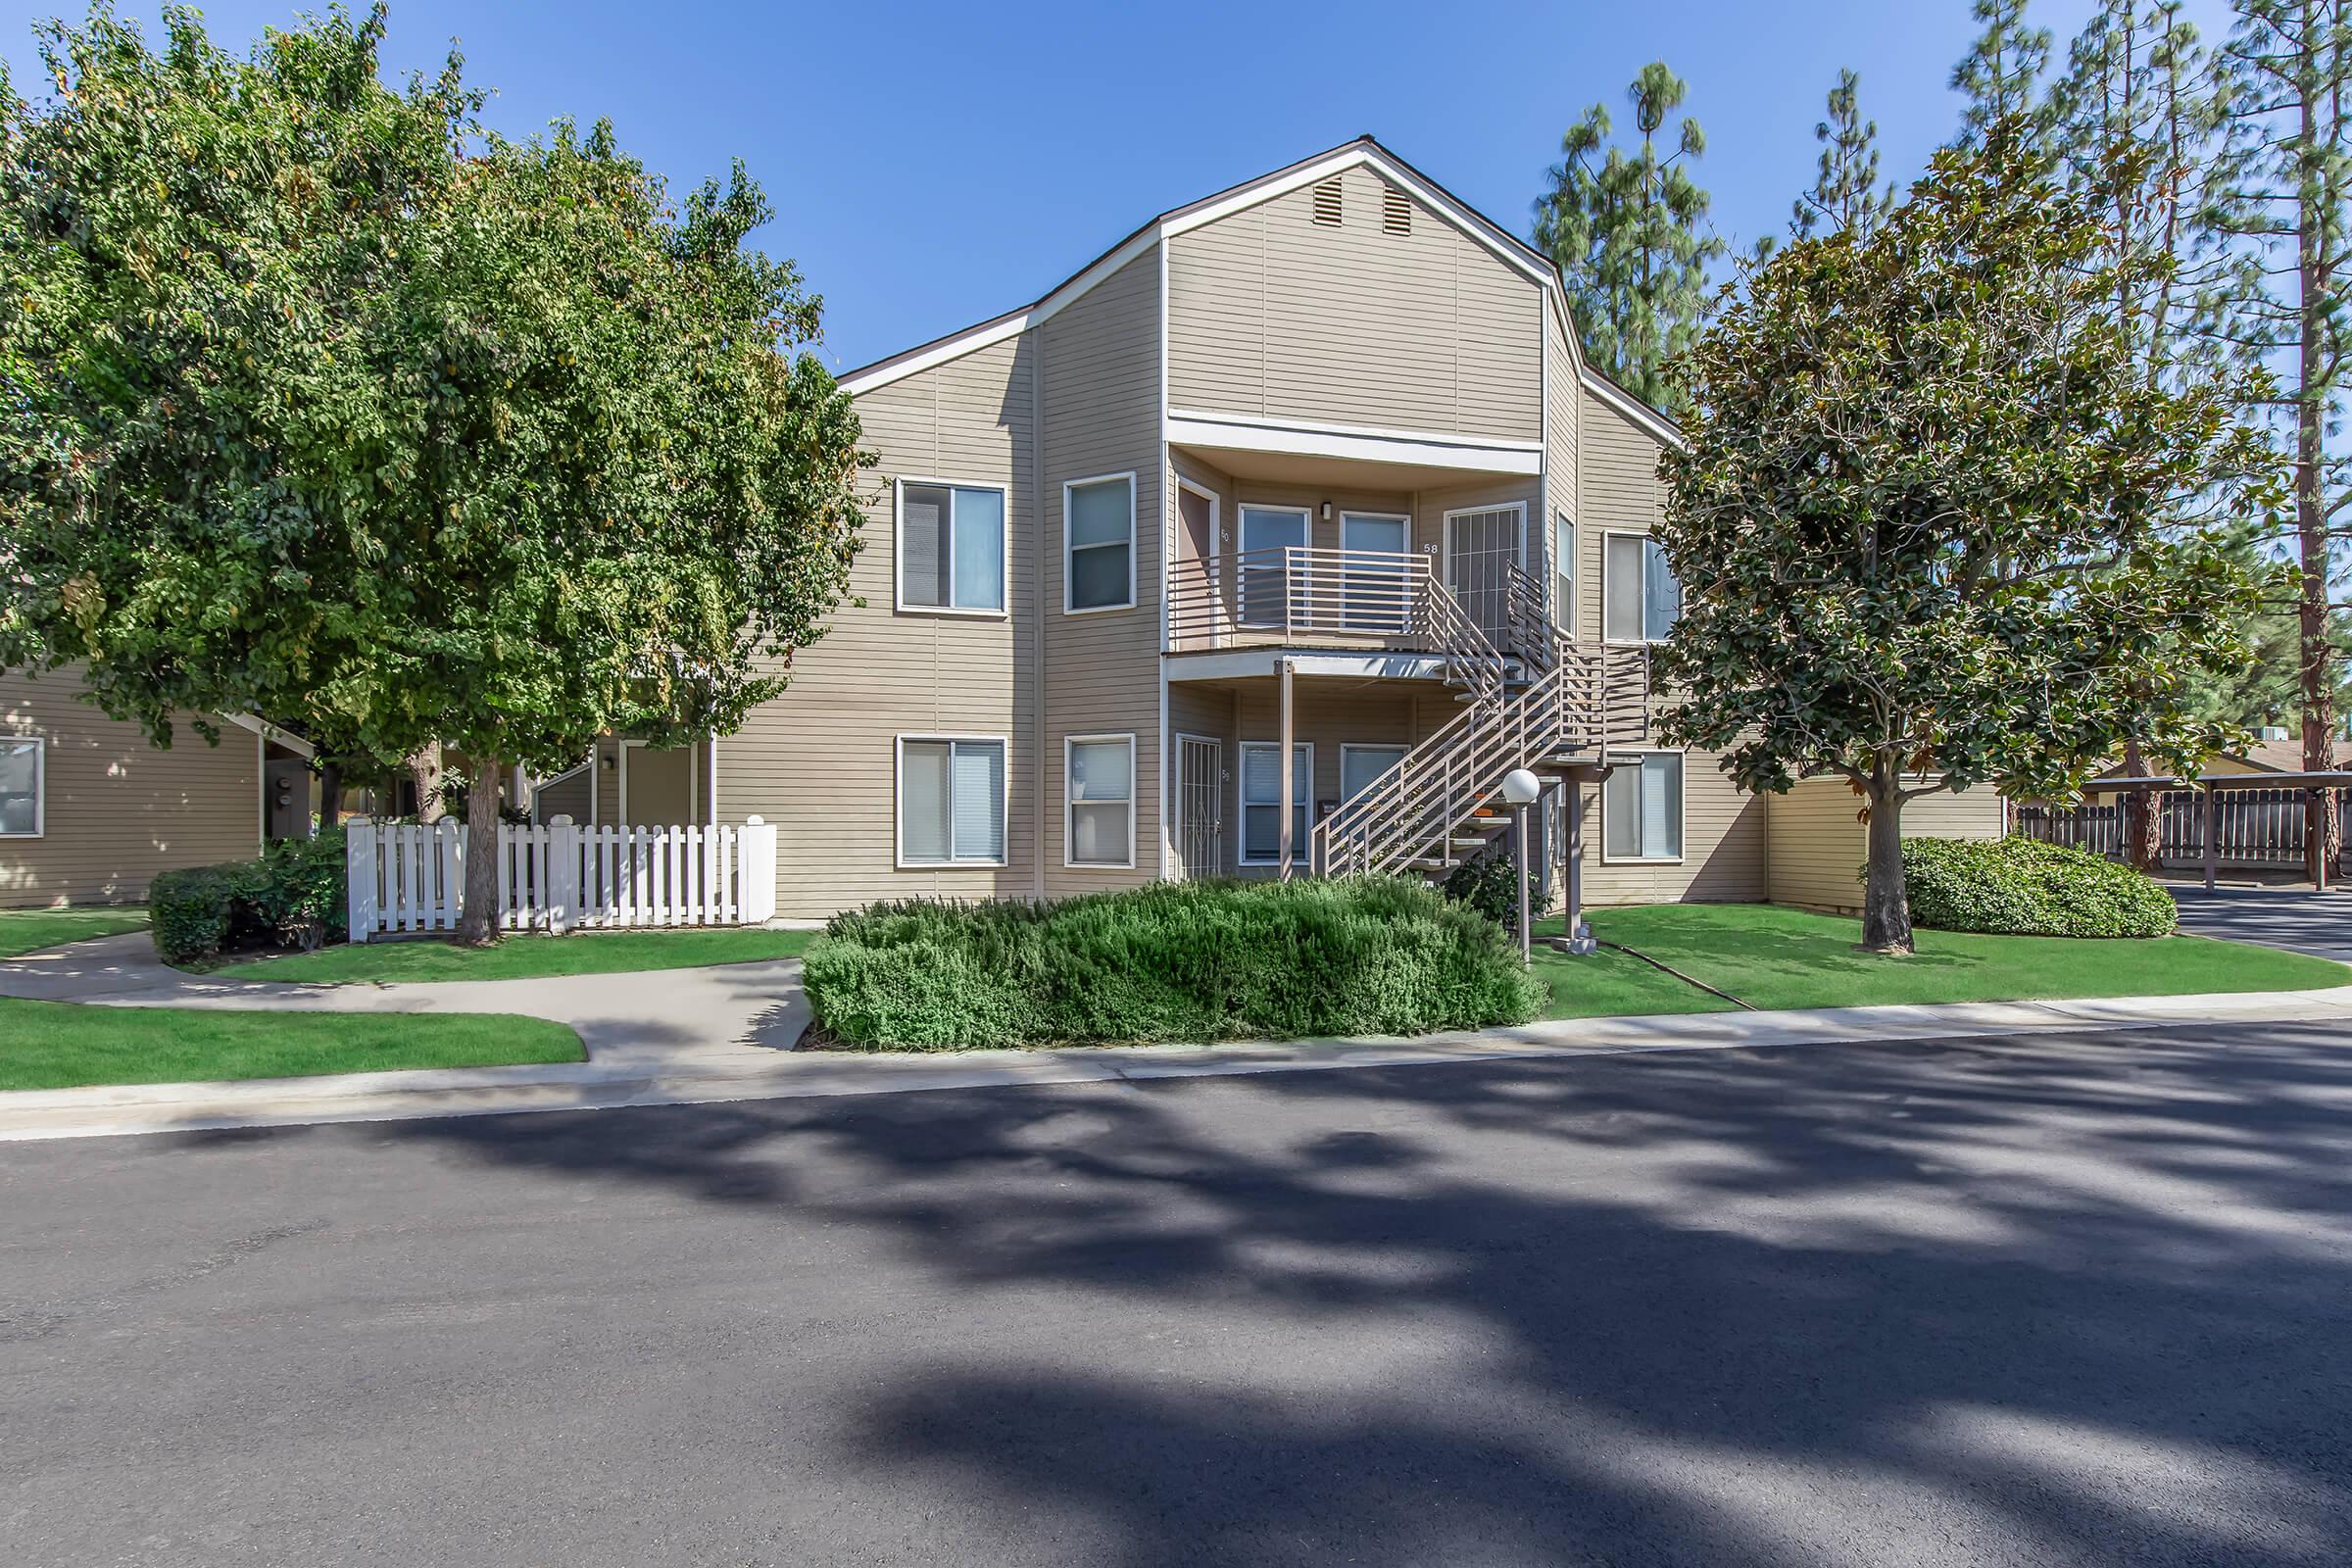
(2208, 0, 2351, 880)
(1534, 61, 1725, 416)
(1655, 125, 2263, 953)
(0, 5, 867, 941)
(1953, 0, 2057, 145)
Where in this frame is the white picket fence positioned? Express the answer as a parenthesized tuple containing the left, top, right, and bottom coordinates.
(346, 814, 777, 941)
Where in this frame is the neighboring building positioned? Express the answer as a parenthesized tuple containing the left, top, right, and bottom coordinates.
(0, 668, 296, 908)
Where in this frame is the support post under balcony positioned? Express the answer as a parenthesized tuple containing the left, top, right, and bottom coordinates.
(1278, 655, 1296, 881)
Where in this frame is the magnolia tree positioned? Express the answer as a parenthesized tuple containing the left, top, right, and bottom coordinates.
(0, 6, 866, 941)
(1654, 125, 2266, 953)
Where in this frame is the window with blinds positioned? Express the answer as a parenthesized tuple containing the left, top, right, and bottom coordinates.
(1602, 532, 1681, 642)
(899, 737, 1006, 865)
(899, 480, 1005, 612)
(1066, 736, 1135, 867)
(1239, 742, 1310, 864)
(1602, 753, 1684, 860)
(1064, 474, 1135, 612)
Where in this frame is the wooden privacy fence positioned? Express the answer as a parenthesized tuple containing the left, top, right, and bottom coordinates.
(2010, 788, 2352, 871)
(346, 814, 778, 941)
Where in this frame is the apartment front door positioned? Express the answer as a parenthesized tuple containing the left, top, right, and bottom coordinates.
(1239, 506, 1308, 627)
(1176, 735, 1224, 877)
(1340, 512, 1409, 633)
(1446, 504, 1524, 645)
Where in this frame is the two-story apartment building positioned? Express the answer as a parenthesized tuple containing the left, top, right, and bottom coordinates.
(700, 136, 1803, 920)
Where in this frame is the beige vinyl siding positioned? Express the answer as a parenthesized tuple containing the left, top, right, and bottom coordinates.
(1566, 384, 1768, 904)
(1769, 777, 2005, 914)
(1043, 247, 1161, 894)
(1544, 311, 1580, 635)
(1578, 750, 1770, 906)
(532, 762, 592, 825)
(720, 332, 1038, 918)
(1168, 166, 1542, 442)
(0, 670, 259, 908)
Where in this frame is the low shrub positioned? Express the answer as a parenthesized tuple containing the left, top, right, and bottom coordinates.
(1900, 836, 2177, 938)
(804, 876, 1545, 1051)
(1441, 846, 1520, 933)
(149, 826, 349, 965)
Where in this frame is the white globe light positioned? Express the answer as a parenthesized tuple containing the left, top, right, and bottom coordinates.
(1500, 767, 1543, 806)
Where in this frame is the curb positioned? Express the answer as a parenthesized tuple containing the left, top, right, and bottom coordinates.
(8, 982, 2352, 1143)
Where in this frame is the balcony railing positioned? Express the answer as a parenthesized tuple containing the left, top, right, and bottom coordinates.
(1169, 547, 1435, 652)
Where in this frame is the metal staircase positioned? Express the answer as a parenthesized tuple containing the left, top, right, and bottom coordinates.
(1309, 564, 1650, 880)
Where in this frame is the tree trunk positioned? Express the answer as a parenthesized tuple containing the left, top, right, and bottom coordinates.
(1859, 765, 1914, 955)
(2119, 739, 2158, 873)
(2292, 58, 2338, 887)
(460, 762, 502, 946)
(317, 761, 342, 831)
(410, 743, 446, 823)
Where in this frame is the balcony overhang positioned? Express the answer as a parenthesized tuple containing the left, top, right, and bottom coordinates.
(1163, 648, 1464, 683)
(1167, 409, 1543, 489)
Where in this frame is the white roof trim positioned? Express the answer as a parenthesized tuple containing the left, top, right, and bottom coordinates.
(219, 711, 315, 758)
(1579, 367, 1686, 451)
(1168, 410, 1543, 475)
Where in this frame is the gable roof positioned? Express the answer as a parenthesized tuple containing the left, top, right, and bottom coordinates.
(835, 136, 1685, 451)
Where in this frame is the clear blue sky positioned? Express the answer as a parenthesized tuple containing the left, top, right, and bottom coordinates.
(1, 0, 2238, 373)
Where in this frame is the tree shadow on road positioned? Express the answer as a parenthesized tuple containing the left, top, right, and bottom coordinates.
(368, 1021, 2352, 1565)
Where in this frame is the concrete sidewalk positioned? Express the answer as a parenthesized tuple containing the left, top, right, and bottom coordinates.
(0, 931, 808, 1069)
(9, 975, 2352, 1143)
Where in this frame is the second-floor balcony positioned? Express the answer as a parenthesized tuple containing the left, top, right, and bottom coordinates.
(1168, 545, 1560, 668)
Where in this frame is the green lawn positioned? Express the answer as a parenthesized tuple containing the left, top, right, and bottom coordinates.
(0, 906, 581, 1092)
(1565, 903, 2349, 1011)
(212, 925, 816, 984)
(1529, 937, 1741, 1019)
(0, 997, 583, 1092)
(0, 906, 150, 959)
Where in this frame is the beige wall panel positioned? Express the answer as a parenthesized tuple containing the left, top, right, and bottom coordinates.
(0, 671, 259, 907)
(720, 334, 1039, 919)
(1042, 247, 1163, 896)
(1575, 748, 1769, 906)
(1768, 777, 2006, 914)
(1168, 166, 1542, 441)
(1544, 311, 1581, 636)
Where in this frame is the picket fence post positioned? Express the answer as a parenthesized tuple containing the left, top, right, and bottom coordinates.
(347, 817, 377, 943)
(547, 815, 580, 935)
(738, 815, 778, 924)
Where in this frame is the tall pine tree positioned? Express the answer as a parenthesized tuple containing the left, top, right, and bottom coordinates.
(2209, 0, 2352, 881)
(1953, 0, 2057, 145)
(1791, 69, 1896, 240)
(1535, 62, 1725, 416)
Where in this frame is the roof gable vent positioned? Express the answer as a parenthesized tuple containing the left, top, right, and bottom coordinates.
(1311, 175, 1344, 227)
(1382, 184, 1412, 235)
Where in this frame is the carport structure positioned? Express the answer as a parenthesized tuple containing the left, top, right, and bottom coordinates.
(2047, 769, 2352, 891)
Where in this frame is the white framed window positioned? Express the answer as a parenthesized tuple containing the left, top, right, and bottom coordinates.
(1602, 530, 1680, 643)
(1339, 743, 1408, 803)
(0, 737, 42, 837)
(1238, 741, 1311, 865)
(1553, 512, 1576, 637)
(1064, 471, 1137, 612)
(1601, 751, 1685, 862)
(897, 477, 1006, 614)
(1238, 504, 1310, 627)
(1064, 733, 1136, 868)
(897, 735, 1007, 867)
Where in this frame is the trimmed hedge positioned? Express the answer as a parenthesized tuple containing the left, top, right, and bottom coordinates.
(804, 877, 1546, 1051)
(151, 827, 349, 964)
(1901, 836, 2177, 938)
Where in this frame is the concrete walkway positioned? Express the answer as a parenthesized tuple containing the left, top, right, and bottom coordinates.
(0, 931, 809, 1069)
(4, 923, 2352, 1139)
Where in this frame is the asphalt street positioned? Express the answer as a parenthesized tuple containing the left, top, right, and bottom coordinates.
(7, 1018, 2351, 1567)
